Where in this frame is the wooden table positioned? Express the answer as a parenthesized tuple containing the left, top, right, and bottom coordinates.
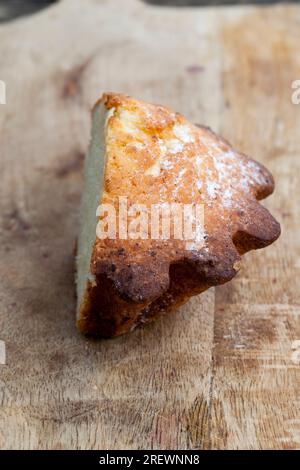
(0, 0, 299, 450)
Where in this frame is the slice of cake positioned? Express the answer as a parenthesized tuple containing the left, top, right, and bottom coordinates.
(76, 93, 280, 337)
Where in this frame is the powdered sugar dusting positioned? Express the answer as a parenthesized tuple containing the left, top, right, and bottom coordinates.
(173, 124, 195, 143)
(192, 133, 268, 210)
(108, 96, 270, 253)
(206, 182, 219, 199)
(168, 139, 184, 154)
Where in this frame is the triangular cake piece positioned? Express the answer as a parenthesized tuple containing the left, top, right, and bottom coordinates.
(76, 93, 280, 337)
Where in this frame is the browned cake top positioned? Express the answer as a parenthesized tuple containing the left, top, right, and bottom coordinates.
(91, 93, 280, 302)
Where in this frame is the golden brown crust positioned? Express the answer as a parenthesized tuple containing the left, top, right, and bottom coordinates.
(77, 93, 280, 337)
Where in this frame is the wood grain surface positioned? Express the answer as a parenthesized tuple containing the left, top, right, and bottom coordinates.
(0, 0, 299, 450)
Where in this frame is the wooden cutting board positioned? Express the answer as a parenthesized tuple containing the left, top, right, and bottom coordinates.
(0, 0, 299, 450)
